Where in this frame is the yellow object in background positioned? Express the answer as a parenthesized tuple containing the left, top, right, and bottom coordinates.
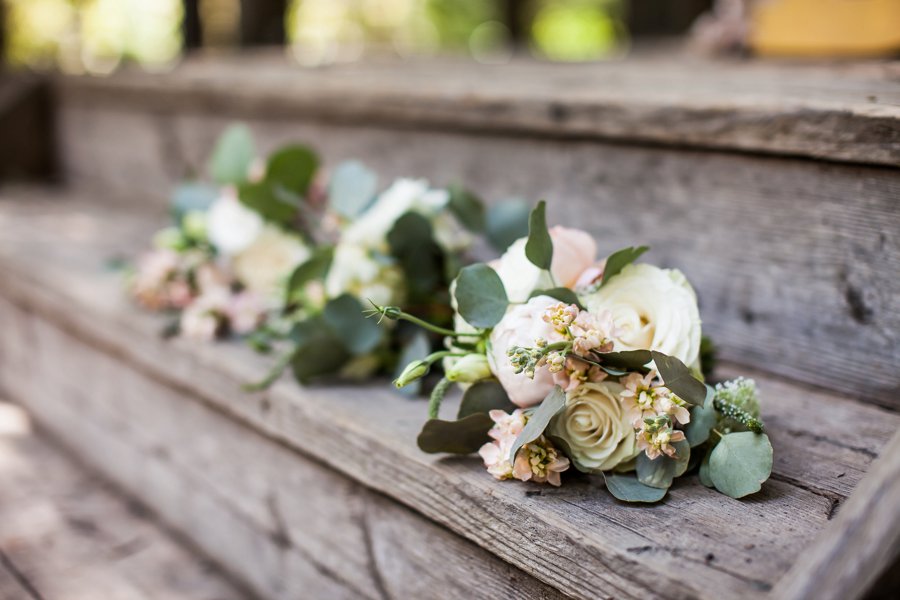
(750, 0, 900, 57)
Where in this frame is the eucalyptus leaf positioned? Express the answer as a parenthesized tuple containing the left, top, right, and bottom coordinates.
(684, 385, 718, 447)
(170, 182, 218, 221)
(448, 185, 486, 232)
(238, 181, 298, 224)
(603, 473, 668, 503)
(266, 145, 319, 196)
(698, 449, 714, 488)
(417, 413, 494, 454)
(285, 246, 334, 304)
(600, 246, 648, 287)
(652, 351, 706, 406)
(509, 386, 566, 462)
(636, 439, 690, 489)
(322, 294, 384, 355)
(454, 264, 508, 329)
(393, 331, 431, 397)
(598, 350, 652, 371)
(525, 200, 553, 270)
(709, 432, 773, 498)
(209, 124, 255, 185)
(387, 212, 444, 303)
(485, 199, 530, 252)
(529, 287, 584, 309)
(457, 381, 515, 419)
(290, 318, 350, 383)
(329, 161, 377, 218)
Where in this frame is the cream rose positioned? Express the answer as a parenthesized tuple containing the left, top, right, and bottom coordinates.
(549, 381, 639, 472)
(206, 191, 264, 256)
(491, 226, 597, 303)
(584, 263, 702, 370)
(232, 225, 310, 302)
(324, 243, 404, 307)
(487, 295, 567, 408)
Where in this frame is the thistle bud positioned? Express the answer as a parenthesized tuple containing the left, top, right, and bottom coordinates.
(394, 360, 429, 388)
(445, 354, 491, 383)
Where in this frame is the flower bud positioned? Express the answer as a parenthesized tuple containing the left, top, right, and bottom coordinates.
(182, 210, 208, 241)
(445, 354, 492, 383)
(394, 360, 429, 388)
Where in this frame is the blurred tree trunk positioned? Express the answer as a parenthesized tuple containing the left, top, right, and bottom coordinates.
(239, 0, 287, 46)
(183, 0, 203, 50)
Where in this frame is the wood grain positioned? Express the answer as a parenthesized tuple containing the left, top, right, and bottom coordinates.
(56, 54, 900, 166)
(0, 192, 897, 599)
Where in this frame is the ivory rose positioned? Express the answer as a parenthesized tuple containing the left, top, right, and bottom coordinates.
(548, 381, 639, 473)
(585, 263, 702, 371)
(206, 191, 264, 256)
(491, 226, 596, 303)
(232, 226, 310, 302)
(324, 243, 404, 307)
(487, 295, 567, 408)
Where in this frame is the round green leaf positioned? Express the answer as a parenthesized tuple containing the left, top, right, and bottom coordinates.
(454, 263, 508, 328)
(636, 439, 690, 489)
(417, 413, 494, 454)
(329, 161, 377, 218)
(322, 294, 384, 355)
(457, 381, 514, 419)
(698, 449, 714, 488)
(448, 185, 486, 232)
(485, 199, 530, 252)
(709, 432, 773, 499)
(603, 473, 668, 503)
(209, 124, 255, 185)
(266, 145, 319, 196)
(684, 385, 718, 447)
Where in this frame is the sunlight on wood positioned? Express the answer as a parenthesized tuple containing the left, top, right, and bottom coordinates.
(0, 401, 31, 436)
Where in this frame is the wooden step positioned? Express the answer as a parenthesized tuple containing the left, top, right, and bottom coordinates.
(0, 187, 897, 599)
(0, 401, 247, 600)
(49, 55, 900, 410)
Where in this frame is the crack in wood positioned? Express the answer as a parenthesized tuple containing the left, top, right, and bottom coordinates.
(0, 547, 45, 600)
(358, 502, 393, 600)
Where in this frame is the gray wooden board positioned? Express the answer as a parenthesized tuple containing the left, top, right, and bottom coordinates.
(0, 408, 247, 600)
(56, 54, 900, 166)
(52, 102, 900, 410)
(0, 192, 898, 599)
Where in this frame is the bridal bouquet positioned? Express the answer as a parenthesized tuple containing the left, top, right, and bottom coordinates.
(371, 202, 773, 502)
(130, 124, 530, 387)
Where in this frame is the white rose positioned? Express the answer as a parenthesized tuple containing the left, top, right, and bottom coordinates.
(232, 226, 310, 302)
(487, 295, 567, 408)
(341, 178, 449, 249)
(585, 263, 702, 369)
(324, 243, 404, 307)
(491, 226, 597, 303)
(549, 381, 639, 472)
(206, 191, 264, 256)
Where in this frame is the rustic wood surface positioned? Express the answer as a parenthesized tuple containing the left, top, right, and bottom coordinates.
(0, 403, 248, 600)
(57, 54, 900, 166)
(54, 106, 900, 410)
(772, 428, 900, 600)
(0, 191, 897, 599)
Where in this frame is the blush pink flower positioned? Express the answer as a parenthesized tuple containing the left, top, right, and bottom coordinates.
(569, 310, 616, 356)
(636, 425, 686, 460)
(512, 436, 570, 487)
(227, 290, 267, 335)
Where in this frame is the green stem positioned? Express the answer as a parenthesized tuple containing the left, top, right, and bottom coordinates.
(713, 398, 765, 433)
(424, 350, 467, 365)
(428, 377, 453, 419)
(243, 347, 295, 392)
(369, 304, 482, 338)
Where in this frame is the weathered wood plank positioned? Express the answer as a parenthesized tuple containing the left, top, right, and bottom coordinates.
(772, 428, 900, 600)
(53, 105, 900, 409)
(0, 407, 247, 600)
(0, 193, 897, 599)
(57, 55, 900, 166)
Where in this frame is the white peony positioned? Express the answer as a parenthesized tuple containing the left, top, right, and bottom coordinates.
(549, 381, 639, 473)
(341, 178, 449, 250)
(491, 226, 597, 303)
(584, 263, 702, 370)
(206, 191, 264, 256)
(232, 225, 310, 302)
(324, 243, 404, 307)
(487, 295, 567, 408)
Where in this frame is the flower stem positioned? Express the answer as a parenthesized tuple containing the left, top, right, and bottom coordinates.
(428, 377, 453, 419)
(365, 302, 481, 338)
(713, 398, 765, 433)
(242, 346, 295, 392)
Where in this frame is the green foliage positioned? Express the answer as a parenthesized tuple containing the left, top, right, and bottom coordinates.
(457, 381, 514, 419)
(525, 200, 553, 270)
(603, 473, 668, 503)
(417, 413, 494, 454)
(699, 450, 714, 488)
(266, 145, 319, 197)
(447, 185, 486, 232)
(509, 386, 566, 462)
(387, 212, 444, 304)
(290, 317, 351, 383)
(684, 385, 718, 447)
(699, 335, 717, 379)
(635, 440, 690, 489)
(598, 350, 652, 371)
(209, 124, 255, 185)
(285, 246, 334, 305)
(329, 161, 378, 219)
(454, 264, 509, 328)
(529, 287, 584, 309)
(322, 294, 384, 355)
(708, 432, 773, 498)
(651, 351, 706, 406)
(600, 246, 648, 287)
(238, 181, 299, 225)
(170, 182, 218, 222)
(485, 199, 530, 252)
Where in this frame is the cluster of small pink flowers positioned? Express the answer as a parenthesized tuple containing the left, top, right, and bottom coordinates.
(542, 302, 579, 332)
(180, 286, 267, 341)
(478, 409, 570, 486)
(569, 310, 616, 356)
(131, 249, 195, 311)
(620, 371, 690, 460)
